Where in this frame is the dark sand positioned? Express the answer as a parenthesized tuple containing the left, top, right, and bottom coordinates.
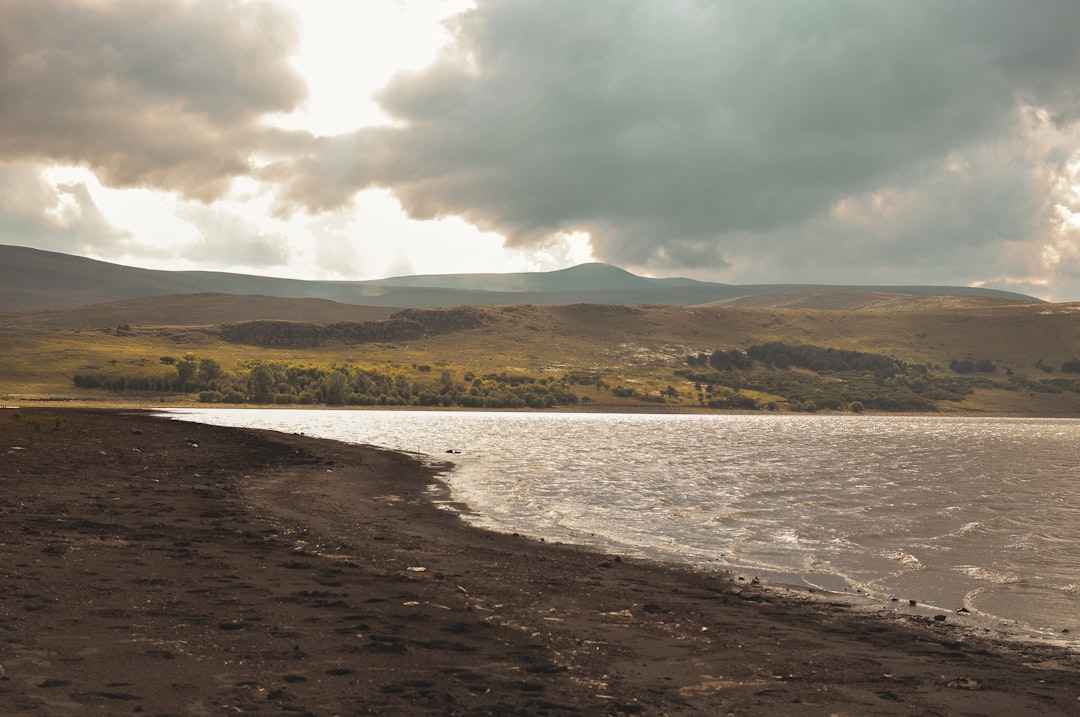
(2, 408, 1079, 715)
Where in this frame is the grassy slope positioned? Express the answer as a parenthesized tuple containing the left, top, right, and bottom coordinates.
(0, 294, 399, 330)
(3, 295, 1079, 413)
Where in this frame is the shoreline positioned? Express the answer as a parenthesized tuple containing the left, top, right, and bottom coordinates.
(455, 506, 1080, 658)
(2, 407, 1079, 715)
(8, 394, 1080, 419)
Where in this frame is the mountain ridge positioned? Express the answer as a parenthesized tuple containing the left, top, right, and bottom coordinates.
(0, 244, 1040, 312)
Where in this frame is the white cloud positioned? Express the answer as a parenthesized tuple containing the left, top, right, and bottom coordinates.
(270, 0, 472, 135)
(0, 163, 131, 256)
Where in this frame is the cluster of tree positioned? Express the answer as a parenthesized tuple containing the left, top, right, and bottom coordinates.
(949, 358, 997, 374)
(74, 354, 224, 393)
(562, 371, 609, 388)
(680, 342, 967, 412)
(1011, 376, 1080, 395)
(686, 348, 753, 371)
(697, 385, 760, 410)
(219, 308, 488, 348)
(742, 371, 966, 412)
(745, 342, 912, 375)
(688, 343, 915, 376)
(1061, 359, 1080, 373)
(74, 354, 581, 409)
(1025, 358, 1080, 377)
(72, 373, 181, 392)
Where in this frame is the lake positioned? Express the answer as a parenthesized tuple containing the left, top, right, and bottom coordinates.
(164, 408, 1080, 647)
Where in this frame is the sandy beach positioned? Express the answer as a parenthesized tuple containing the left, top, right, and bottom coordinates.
(2, 408, 1079, 715)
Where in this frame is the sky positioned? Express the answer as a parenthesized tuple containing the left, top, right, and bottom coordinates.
(3, 1, 1080, 300)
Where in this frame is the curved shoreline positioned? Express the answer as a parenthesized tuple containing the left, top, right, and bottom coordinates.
(448, 493, 1080, 657)
(2, 407, 1079, 715)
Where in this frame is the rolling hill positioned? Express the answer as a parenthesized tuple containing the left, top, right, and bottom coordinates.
(4, 296, 1080, 414)
(0, 294, 399, 331)
(6, 244, 1077, 415)
(0, 244, 1038, 312)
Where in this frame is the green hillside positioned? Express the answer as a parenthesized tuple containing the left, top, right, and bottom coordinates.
(4, 294, 1079, 414)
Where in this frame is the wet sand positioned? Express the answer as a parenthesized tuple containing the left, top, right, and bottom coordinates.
(1, 407, 1078, 715)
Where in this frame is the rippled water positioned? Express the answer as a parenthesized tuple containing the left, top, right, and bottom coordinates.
(164, 408, 1080, 645)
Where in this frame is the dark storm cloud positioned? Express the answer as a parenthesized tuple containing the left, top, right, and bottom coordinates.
(280, 0, 1080, 284)
(0, 0, 308, 201)
(724, 145, 1047, 284)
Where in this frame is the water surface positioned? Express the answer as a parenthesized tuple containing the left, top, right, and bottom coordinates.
(165, 408, 1080, 646)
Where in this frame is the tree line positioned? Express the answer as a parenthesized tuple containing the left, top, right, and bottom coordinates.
(681, 342, 960, 412)
(74, 354, 581, 409)
(688, 342, 916, 375)
(219, 308, 488, 348)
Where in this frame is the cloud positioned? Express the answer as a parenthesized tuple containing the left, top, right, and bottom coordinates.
(0, 0, 309, 201)
(279, 0, 1080, 293)
(7, 0, 1080, 298)
(715, 107, 1073, 285)
(175, 203, 292, 270)
(0, 163, 131, 255)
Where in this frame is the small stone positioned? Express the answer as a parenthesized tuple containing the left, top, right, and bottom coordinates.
(946, 677, 981, 690)
(218, 620, 248, 631)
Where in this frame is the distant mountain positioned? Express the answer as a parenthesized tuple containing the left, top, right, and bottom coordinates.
(0, 244, 1040, 312)
(363, 262, 704, 292)
(702, 290, 1032, 311)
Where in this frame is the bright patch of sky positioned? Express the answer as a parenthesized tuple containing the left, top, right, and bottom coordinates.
(22, 1, 593, 281)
